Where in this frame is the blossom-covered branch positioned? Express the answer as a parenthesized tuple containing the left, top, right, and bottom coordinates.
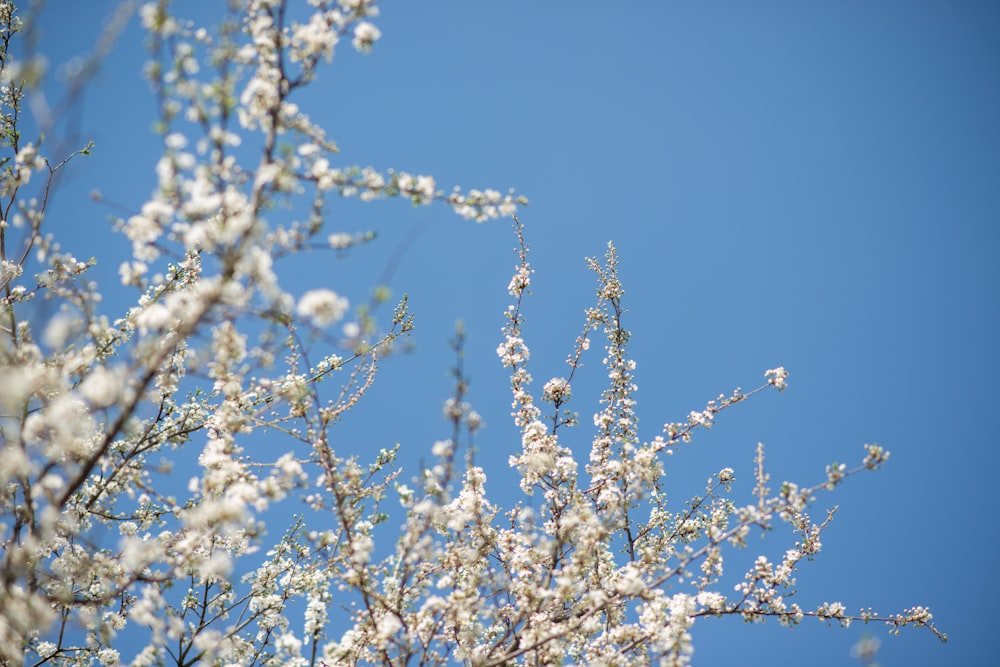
(0, 1, 943, 666)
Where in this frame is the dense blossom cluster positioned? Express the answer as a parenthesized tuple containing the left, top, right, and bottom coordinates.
(0, 2, 943, 667)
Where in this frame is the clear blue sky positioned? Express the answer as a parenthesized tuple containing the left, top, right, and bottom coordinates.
(29, 1, 999, 665)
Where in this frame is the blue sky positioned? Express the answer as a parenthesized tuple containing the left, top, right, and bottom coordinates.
(28, 1, 999, 665)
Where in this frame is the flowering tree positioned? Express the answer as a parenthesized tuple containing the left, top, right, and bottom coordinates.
(0, 2, 945, 666)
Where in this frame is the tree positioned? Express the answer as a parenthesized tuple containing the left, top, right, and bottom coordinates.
(0, 2, 945, 666)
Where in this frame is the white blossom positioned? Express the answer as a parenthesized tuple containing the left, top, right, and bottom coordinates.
(79, 364, 126, 408)
(352, 21, 381, 53)
(296, 289, 349, 326)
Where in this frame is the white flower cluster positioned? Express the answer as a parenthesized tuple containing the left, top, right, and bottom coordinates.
(765, 366, 789, 391)
(296, 288, 349, 327)
(448, 187, 522, 222)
